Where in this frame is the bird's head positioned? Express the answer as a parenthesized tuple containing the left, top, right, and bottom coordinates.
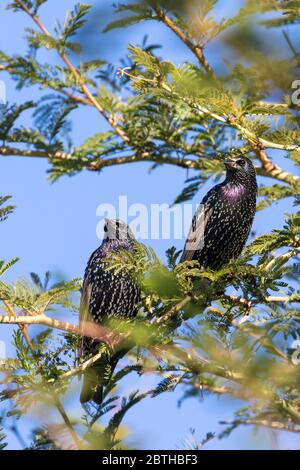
(103, 218, 135, 242)
(224, 156, 257, 188)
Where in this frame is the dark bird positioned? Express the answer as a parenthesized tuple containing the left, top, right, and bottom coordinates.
(181, 157, 257, 269)
(79, 219, 140, 404)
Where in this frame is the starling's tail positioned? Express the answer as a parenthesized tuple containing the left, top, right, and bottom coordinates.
(80, 349, 128, 405)
(80, 368, 104, 404)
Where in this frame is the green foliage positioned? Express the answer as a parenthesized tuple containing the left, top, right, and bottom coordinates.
(245, 211, 300, 261)
(103, 391, 148, 447)
(257, 184, 298, 211)
(25, 4, 92, 54)
(1, 214, 299, 449)
(152, 374, 184, 397)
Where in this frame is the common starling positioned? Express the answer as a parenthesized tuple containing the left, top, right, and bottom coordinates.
(79, 219, 140, 404)
(181, 157, 257, 269)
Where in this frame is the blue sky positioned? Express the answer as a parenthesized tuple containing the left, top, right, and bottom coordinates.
(0, 0, 299, 449)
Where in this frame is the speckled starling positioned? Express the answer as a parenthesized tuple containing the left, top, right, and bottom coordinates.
(181, 157, 257, 269)
(79, 219, 140, 404)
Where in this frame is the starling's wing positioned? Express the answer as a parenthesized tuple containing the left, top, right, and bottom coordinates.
(180, 188, 217, 263)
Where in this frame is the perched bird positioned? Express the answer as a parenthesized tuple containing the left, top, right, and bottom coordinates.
(79, 219, 140, 404)
(181, 157, 257, 269)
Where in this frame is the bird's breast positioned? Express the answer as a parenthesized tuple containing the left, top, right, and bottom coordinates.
(220, 183, 247, 201)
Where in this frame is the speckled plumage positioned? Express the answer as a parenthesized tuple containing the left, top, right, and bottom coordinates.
(79, 219, 140, 404)
(181, 157, 257, 270)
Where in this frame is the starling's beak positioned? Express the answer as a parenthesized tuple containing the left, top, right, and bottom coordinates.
(224, 159, 238, 170)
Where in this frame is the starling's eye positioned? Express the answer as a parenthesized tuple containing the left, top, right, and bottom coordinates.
(237, 159, 246, 167)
